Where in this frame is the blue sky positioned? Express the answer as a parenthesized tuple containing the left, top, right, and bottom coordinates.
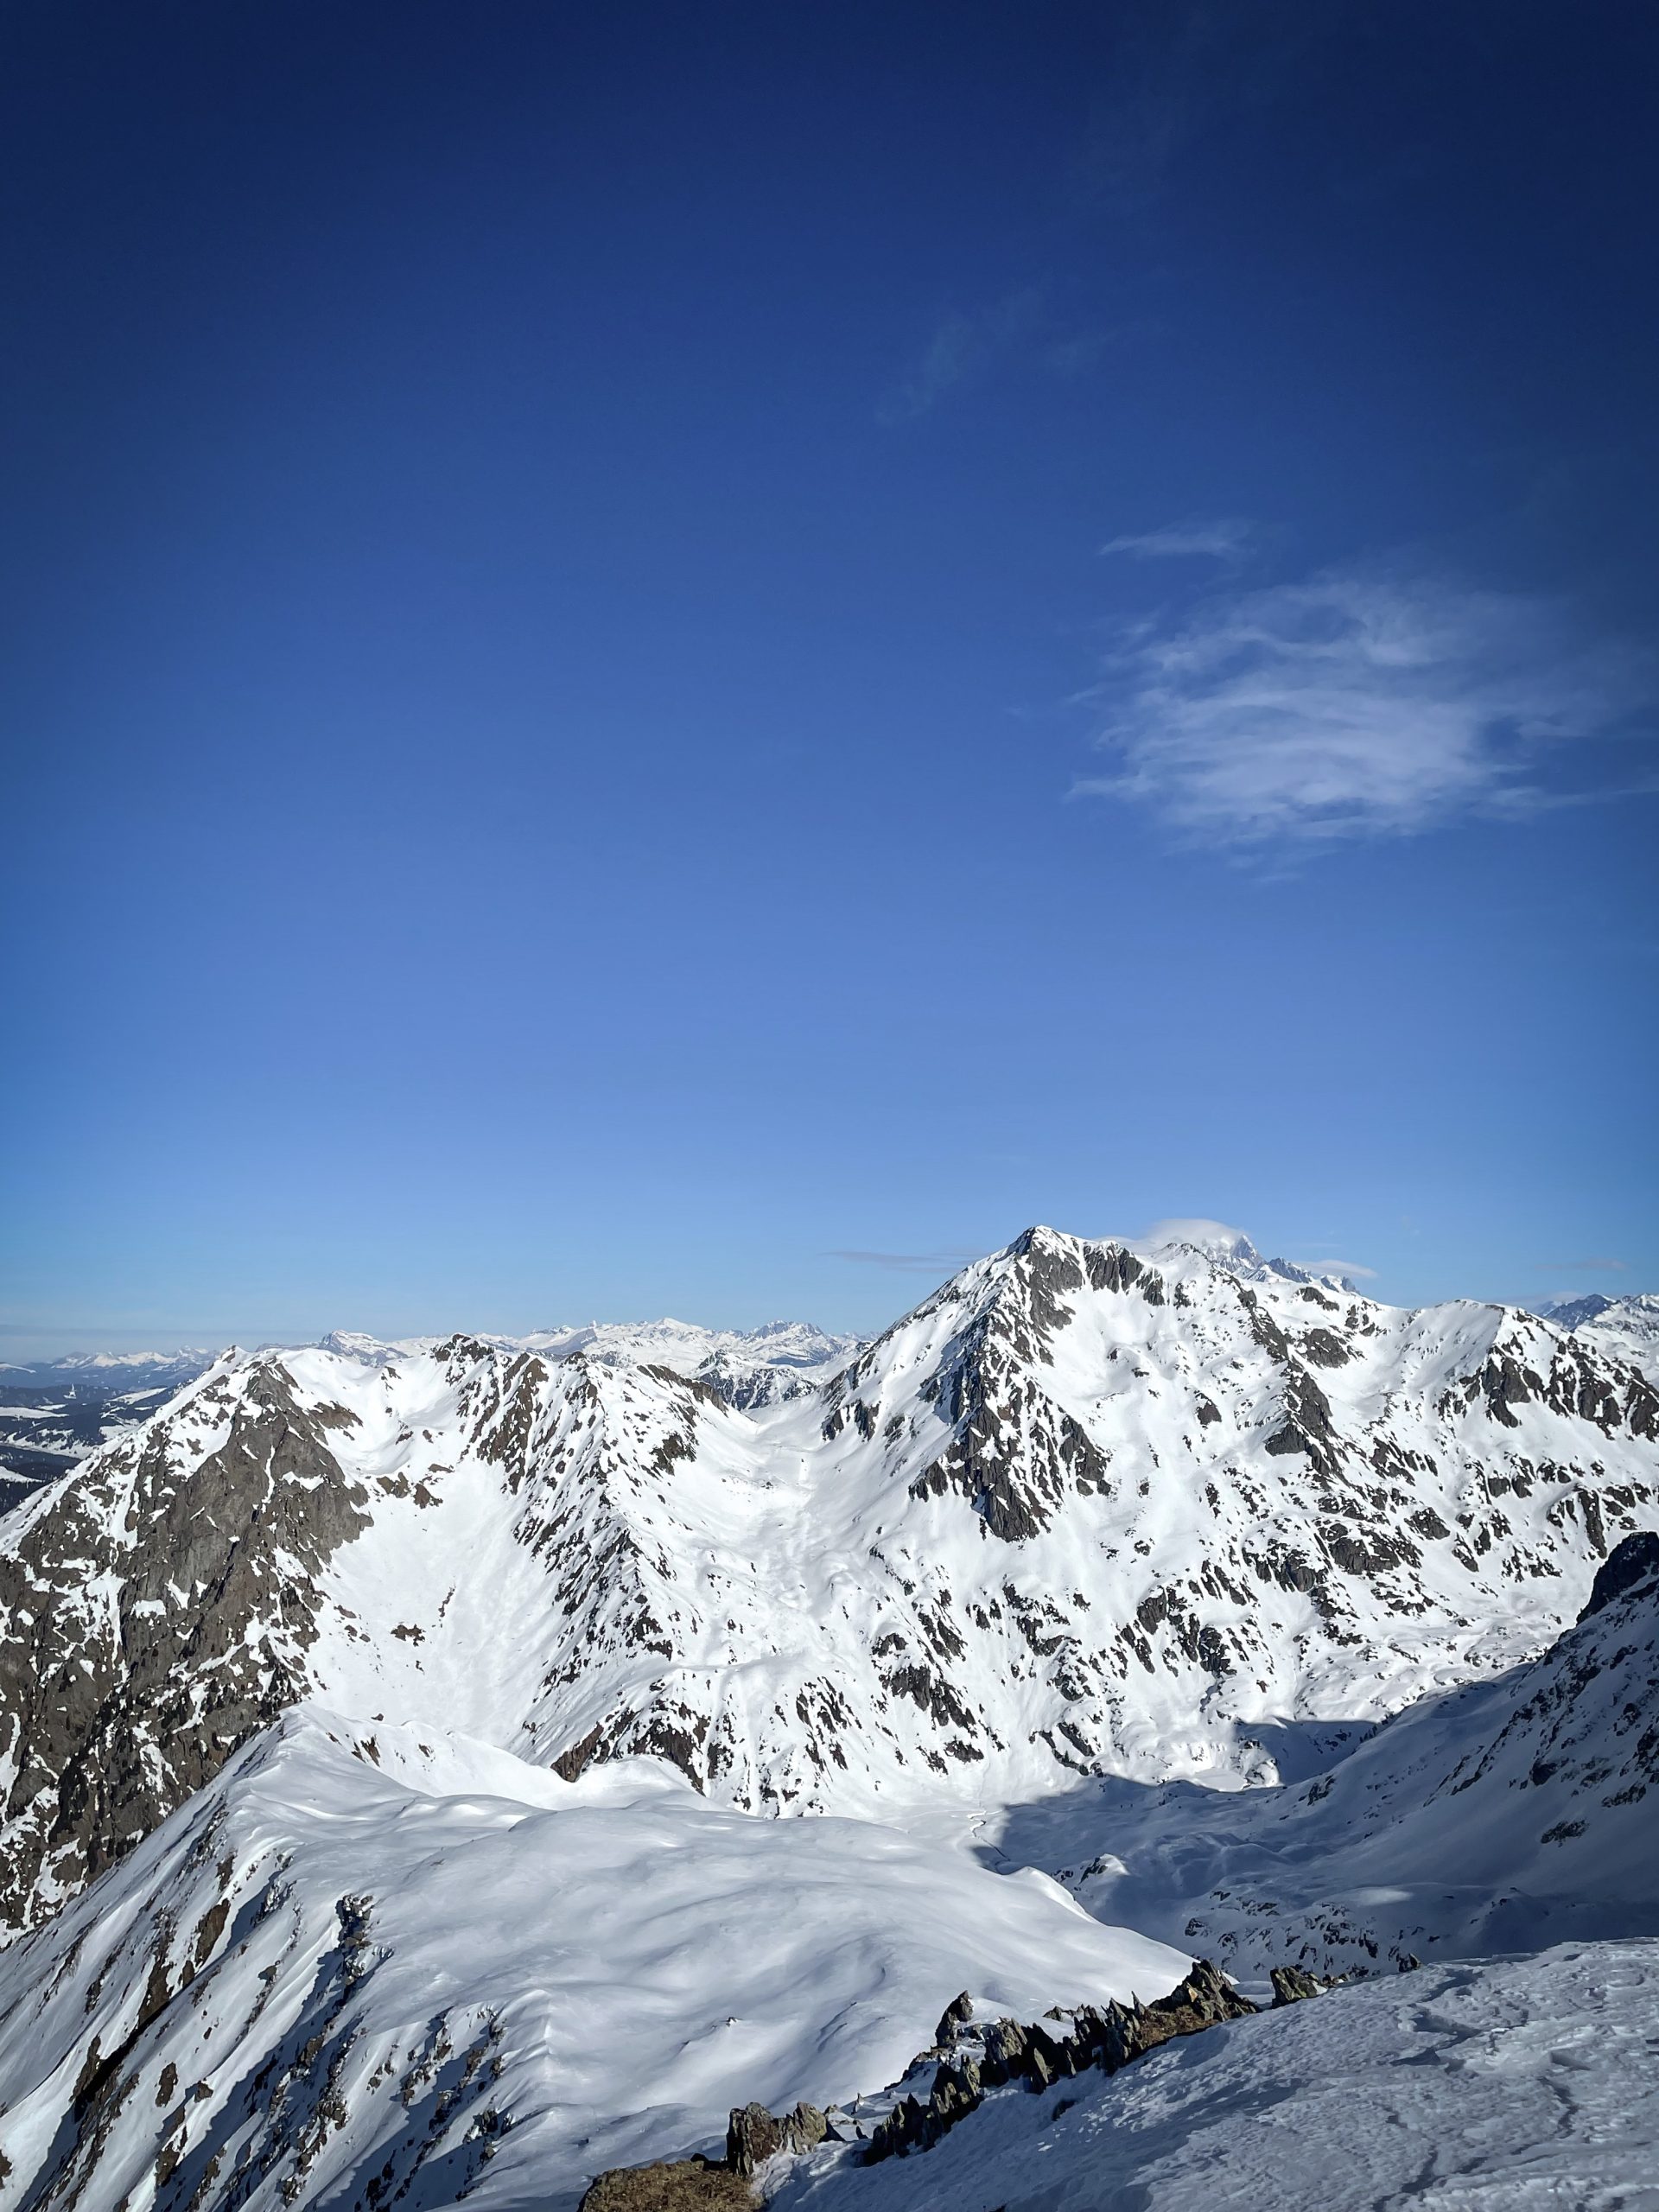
(3, 1, 1656, 1357)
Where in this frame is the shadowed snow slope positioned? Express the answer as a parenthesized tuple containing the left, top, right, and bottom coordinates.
(3, 1226, 1657, 1937)
(0, 1711, 1185, 2212)
(769, 1941, 1659, 2212)
(1015, 1532, 1659, 1978)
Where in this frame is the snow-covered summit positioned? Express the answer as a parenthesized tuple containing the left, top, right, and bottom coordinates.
(1130, 1217, 1361, 1291)
(3, 1222, 1655, 1943)
(0, 1707, 1185, 2212)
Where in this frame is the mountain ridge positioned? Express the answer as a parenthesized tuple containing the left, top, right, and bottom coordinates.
(3, 1224, 1656, 1944)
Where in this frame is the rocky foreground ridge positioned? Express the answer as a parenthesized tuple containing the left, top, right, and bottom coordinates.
(579, 1958, 1266, 2209)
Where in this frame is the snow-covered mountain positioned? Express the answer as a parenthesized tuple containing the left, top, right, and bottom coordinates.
(1024, 1529, 1659, 1979)
(1, 1347, 216, 1388)
(312, 1316, 860, 1391)
(0, 1321, 858, 1500)
(1, 1223, 1656, 2209)
(1541, 1291, 1659, 1382)
(3, 1225, 1655, 1944)
(0, 1384, 181, 1507)
(0, 1713, 1184, 2212)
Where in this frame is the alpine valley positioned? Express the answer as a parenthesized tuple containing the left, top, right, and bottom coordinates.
(3, 1225, 1657, 2212)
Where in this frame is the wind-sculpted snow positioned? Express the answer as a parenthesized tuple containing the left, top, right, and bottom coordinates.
(1033, 1531, 1659, 1980)
(768, 1941, 1659, 2212)
(3, 1227, 1657, 1942)
(0, 1712, 1185, 2212)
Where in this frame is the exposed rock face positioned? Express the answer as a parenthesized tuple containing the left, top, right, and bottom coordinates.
(725, 2101, 827, 2174)
(1271, 1966, 1325, 2005)
(579, 2161, 755, 2209)
(0, 1360, 370, 1932)
(581, 1961, 1256, 2197)
(864, 1960, 1256, 2164)
(1580, 1529, 1659, 1619)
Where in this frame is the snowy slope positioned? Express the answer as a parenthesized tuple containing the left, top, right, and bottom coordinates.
(3, 1227, 1656, 1942)
(1026, 1531, 1659, 1979)
(0, 1710, 1185, 2212)
(770, 1941, 1659, 2212)
(1558, 1292, 1659, 1382)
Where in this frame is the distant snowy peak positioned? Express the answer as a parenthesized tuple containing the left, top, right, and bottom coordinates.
(1544, 1292, 1659, 1383)
(1536, 1292, 1619, 1328)
(311, 1328, 410, 1364)
(520, 1314, 859, 1379)
(6, 1345, 215, 1389)
(307, 1317, 861, 1404)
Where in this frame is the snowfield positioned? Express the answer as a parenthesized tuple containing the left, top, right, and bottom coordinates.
(772, 1942, 1659, 2212)
(1004, 1528, 1659, 1980)
(0, 1711, 1185, 2212)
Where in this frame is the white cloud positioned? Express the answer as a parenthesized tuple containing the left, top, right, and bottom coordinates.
(1076, 568, 1649, 844)
(1140, 1216, 1253, 1251)
(1099, 518, 1252, 562)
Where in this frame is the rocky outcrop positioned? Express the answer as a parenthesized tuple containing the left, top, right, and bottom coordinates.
(578, 2160, 755, 2209)
(580, 1961, 1257, 2200)
(1579, 1529, 1659, 1619)
(865, 1958, 1257, 2164)
(1270, 1966, 1325, 2005)
(0, 1361, 370, 1934)
(575, 2100, 830, 2209)
(725, 2101, 828, 2174)
(589, 1956, 1258, 2209)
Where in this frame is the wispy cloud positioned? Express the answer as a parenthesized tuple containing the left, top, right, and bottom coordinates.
(830, 1248, 980, 1274)
(1075, 567, 1654, 845)
(1100, 518, 1253, 563)
(1291, 1256, 1378, 1282)
(878, 289, 1130, 424)
(1546, 1256, 1630, 1274)
(878, 290, 1043, 424)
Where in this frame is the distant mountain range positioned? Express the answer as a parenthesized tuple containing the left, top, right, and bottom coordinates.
(0, 1319, 861, 1502)
(1535, 1289, 1659, 1379)
(6, 1264, 1654, 1503)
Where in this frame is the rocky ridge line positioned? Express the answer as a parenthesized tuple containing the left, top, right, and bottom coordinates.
(576, 1958, 1275, 2208)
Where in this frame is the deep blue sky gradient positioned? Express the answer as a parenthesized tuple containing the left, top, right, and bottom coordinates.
(3, 2, 1656, 1354)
